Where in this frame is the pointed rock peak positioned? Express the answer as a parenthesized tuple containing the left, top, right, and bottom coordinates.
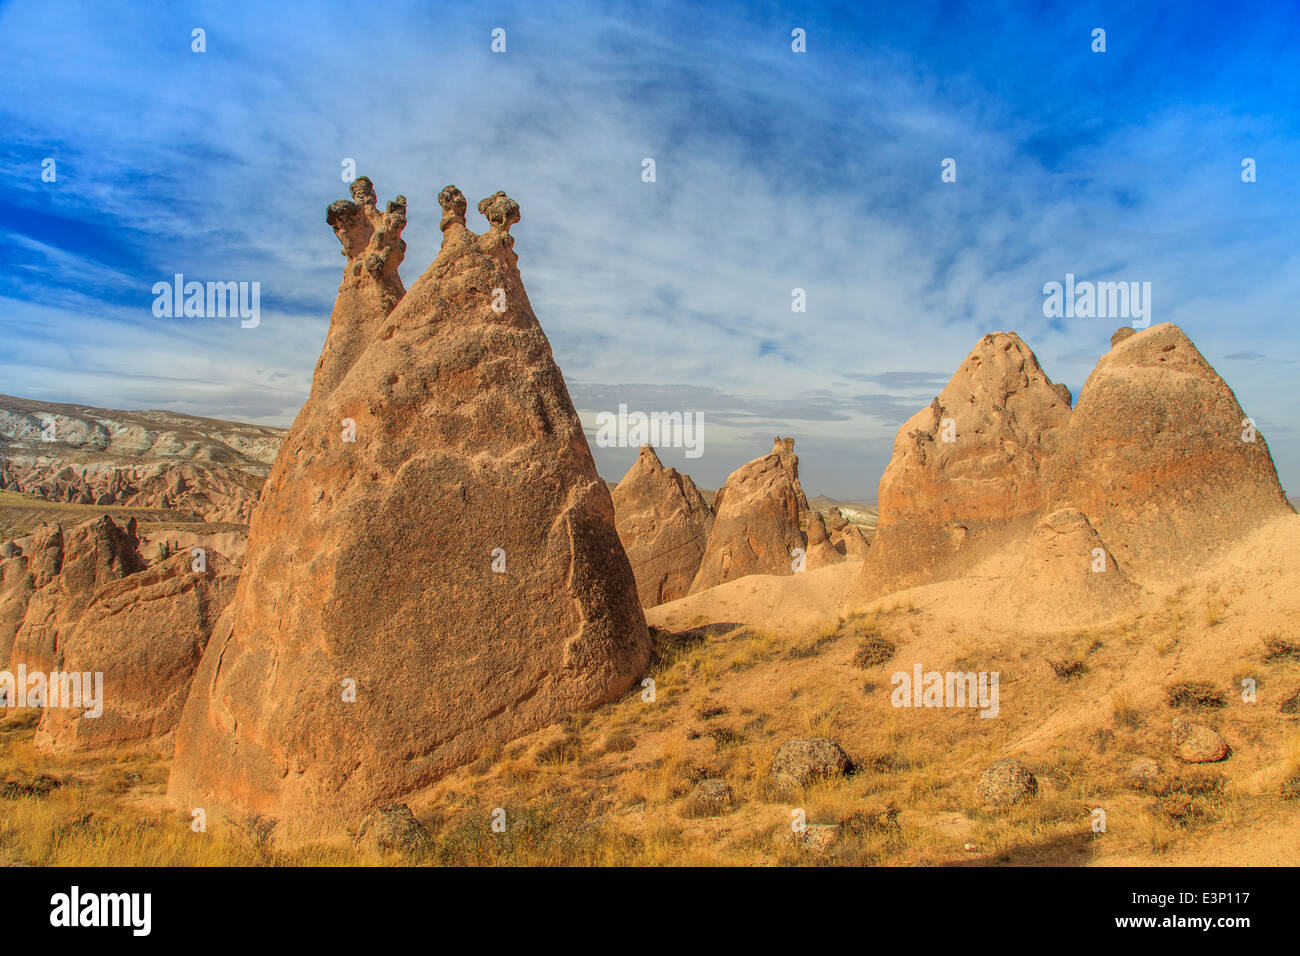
(807, 511, 830, 546)
(325, 175, 407, 296)
(773, 436, 795, 456)
(1093, 323, 1213, 377)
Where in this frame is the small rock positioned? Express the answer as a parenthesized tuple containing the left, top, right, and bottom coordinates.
(1110, 326, 1137, 348)
(682, 778, 736, 817)
(1126, 757, 1163, 789)
(1171, 718, 1229, 763)
(976, 759, 1038, 807)
(775, 823, 841, 853)
(770, 738, 851, 793)
(355, 803, 427, 854)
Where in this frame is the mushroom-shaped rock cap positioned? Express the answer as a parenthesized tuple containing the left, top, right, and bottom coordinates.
(478, 191, 521, 232)
(438, 184, 468, 231)
(324, 177, 407, 279)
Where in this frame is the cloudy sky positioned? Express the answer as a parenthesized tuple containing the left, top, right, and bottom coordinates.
(2, 0, 1297, 498)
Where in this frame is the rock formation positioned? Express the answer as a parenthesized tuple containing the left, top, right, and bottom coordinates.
(803, 512, 843, 570)
(832, 524, 870, 559)
(0, 516, 234, 752)
(168, 179, 650, 845)
(849, 332, 1071, 604)
(3, 517, 147, 674)
(996, 507, 1137, 623)
(35, 549, 237, 752)
(611, 445, 714, 607)
(689, 438, 808, 594)
(1045, 324, 1293, 577)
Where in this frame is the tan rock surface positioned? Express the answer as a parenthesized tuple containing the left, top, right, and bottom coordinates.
(36, 550, 237, 753)
(1045, 323, 1293, 579)
(4, 517, 146, 673)
(803, 511, 843, 571)
(611, 445, 713, 607)
(848, 332, 1071, 606)
(689, 438, 809, 594)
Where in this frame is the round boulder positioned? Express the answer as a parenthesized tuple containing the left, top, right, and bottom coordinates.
(682, 778, 736, 818)
(771, 738, 851, 793)
(976, 758, 1038, 807)
(1171, 718, 1229, 763)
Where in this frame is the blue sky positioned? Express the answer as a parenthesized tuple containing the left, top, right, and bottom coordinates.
(2, 0, 1297, 498)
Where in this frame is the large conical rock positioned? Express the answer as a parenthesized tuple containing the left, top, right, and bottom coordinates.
(611, 445, 713, 607)
(169, 181, 650, 845)
(849, 332, 1071, 605)
(689, 438, 808, 594)
(1045, 324, 1293, 577)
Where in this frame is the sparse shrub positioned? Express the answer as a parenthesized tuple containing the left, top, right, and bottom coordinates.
(788, 629, 839, 660)
(839, 803, 900, 835)
(1281, 774, 1300, 800)
(852, 633, 896, 669)
(696, 701, 727, 720)
(1046, 656, 1087, 680)
(1263, 635, 1300, 662)
(0, 770, 61, 799)
(1112, 689, 1142, 728)
(1165, 680, 1226, 710)
(1203, 597, 1224, 628)
(600, 732, 636, 755)
(536, 734, 580, 766)
(707, 726, 743, 751)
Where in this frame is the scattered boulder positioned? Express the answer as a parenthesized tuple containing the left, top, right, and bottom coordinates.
(775, 823, 841, 854)
(976, 758, 1038, 807)
(690, 438, 809, 594)
(1171, 718, 1229, 763)
(1046, 324, 1294, 578)
(682, 778, 736, 817)
(355, 803, 426, 854)
(612, 445, 714, 607)
(825, 508, 848, 534)
(770, 737, 851, 793)
(849, 333, 1071, 605)
(1126, 757, 1163, 790)
(169, 180, 651, 846)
